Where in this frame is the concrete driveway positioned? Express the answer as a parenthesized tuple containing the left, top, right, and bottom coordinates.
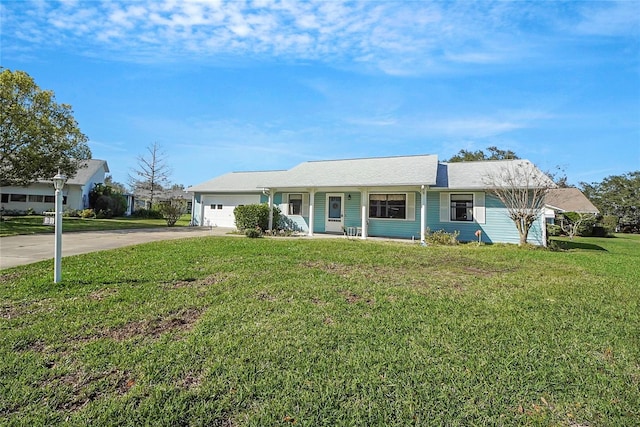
(0, 227, 232, 269)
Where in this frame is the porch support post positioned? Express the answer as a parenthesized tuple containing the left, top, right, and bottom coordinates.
(190, 194, 196, 225)
(420, 185, 428, 242)
(308, 189, 315, 236)
(199, 194, 205, 227)
(267, 189, 274, 231)
(360, 189, 368, 239)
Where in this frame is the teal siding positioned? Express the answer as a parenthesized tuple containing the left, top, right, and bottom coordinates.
(368, 192, 422, 239)
(427, 192, 544, 245)
(344, 192, 362, 228)
(313, 192, 326, 233)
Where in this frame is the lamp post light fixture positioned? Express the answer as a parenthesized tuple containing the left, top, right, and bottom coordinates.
(52, 171, 66, 283)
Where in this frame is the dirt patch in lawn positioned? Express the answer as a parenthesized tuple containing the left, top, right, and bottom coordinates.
(165, 272, 234, 289)
(87, 288, 119, 301)
(339, 290, 375, 306)
(1, 298, 55, 320)
(101, 308, 203, 342)
(301, 259, 517, 290)
(41, 368, 135, 412)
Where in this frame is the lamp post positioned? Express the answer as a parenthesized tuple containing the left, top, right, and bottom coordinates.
(52, 171, 66, 283)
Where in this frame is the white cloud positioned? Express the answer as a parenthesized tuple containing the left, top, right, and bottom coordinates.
(574, 1, 640, 37)
(4, 0, 638, 74)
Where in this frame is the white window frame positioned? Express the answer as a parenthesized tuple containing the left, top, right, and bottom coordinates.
(280, 193, 309, 216)
(368, 192, 415, 221)
(439, 192, 486, 224)
(450, 193, 474, 222)
(288, 193, 303, 215)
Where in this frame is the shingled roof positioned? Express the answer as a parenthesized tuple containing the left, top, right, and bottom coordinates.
(545, 188, 599, 214)
(188, 154, 553, 192)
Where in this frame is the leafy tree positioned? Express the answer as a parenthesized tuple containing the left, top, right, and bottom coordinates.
(446, 146, 519, 162)
(484, 161, 553, 246)
(89, 183, 127, 217)
(128, 142, 171, 210)
(104, 175, 128, 194)
(560, 212, 598, 239)
(1, 68, 91, 186)
(581, 171, 640, 231)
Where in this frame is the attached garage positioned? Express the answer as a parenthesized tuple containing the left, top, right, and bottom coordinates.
(188, 170, 286, 228)
(201, 194, 261, 228)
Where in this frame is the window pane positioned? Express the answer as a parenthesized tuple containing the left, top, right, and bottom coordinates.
(10, 194, 27, 202)
(450, 194, 473, 221)
(29, 195, 44, 202)
(369, 194, 406, 219)
(289, 194, 302, 215)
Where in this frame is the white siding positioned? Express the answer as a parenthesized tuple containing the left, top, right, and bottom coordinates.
(202, 194, 261, 227)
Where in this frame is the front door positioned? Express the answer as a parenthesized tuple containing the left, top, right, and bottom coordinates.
(325, 193, 344, 233)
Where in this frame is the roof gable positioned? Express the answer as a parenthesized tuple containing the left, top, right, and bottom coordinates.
(37, 159, 109, 186)
(187, 170, 286, 193)
(545, 188, 599, 213)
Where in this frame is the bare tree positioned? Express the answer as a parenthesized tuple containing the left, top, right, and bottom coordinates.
(129, 142, 171, 210)
(485, 161, 554, 246)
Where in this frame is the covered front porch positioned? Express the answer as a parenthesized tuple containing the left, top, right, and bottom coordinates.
(263, 186, 430, 242)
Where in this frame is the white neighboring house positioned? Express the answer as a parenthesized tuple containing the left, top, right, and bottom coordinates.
(1, 159, 109, 214)
(544, 187, 600, 224)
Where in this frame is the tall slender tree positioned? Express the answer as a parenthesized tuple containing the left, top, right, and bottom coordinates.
(129, 142, 171, 210)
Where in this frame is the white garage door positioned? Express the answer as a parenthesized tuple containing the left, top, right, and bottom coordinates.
(202, 195, 261, 228)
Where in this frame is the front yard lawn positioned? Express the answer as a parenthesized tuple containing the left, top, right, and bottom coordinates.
(0, 214, 191, 237)
(1, 235, 638, 425)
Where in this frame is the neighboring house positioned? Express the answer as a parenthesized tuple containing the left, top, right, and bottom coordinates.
(133, 188, 192, 213)
(188, 154, 554, 245)
(544, 187, 600, 224)
(1, 159, 109, 214)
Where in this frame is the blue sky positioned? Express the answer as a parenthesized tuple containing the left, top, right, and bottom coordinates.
(2, 0, 639, 188)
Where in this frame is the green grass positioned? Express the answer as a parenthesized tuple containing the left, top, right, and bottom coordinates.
(0, 214, 191, 237)
(1, 235, 638, 426)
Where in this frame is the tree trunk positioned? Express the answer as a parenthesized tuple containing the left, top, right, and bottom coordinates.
(516, 217, 529, 246)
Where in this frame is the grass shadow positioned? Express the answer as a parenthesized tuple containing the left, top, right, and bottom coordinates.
(551, 239, 608, 252)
